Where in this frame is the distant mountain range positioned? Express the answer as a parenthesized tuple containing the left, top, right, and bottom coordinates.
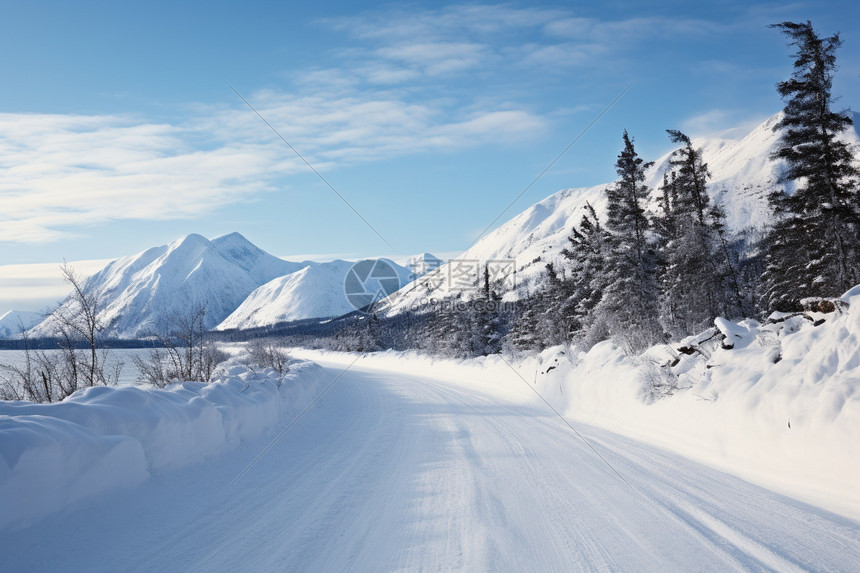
(13, 112, 860, 338)
(0, 310, 43, 338)
(24, 232, 430, 339)
(215, 257, 416, 331)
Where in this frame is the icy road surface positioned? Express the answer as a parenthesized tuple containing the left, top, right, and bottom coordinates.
(3, 354, 859, 571)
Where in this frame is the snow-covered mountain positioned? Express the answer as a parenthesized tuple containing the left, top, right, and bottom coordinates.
(0, 310, 43, 338)
(26, 231, 436, 337)
(408, 252, 443, 273)
(381, 112, 860, 314)
(30, 233, 305, 339)
(215, 258, 416, 331)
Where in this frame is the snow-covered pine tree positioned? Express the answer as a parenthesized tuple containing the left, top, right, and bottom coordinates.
(666, 130, 710, 223)
(558, 202, 611, 347)
(505, 289, 543, 350)
(593, 131, 662, 353)
(659, 130, 744, 338)
(657, 172, 675, 218)
(763, 21, 860, 310)
(468, 264, 504, 356)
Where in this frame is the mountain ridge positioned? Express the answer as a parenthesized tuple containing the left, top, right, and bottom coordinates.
(29, 233, 303, 339)
(380, 111, 860, 314)
(215, 258, 417, 331)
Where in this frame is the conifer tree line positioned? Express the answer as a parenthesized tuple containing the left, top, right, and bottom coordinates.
(509, 20, 860, 354)
(285, 20, 858, 360)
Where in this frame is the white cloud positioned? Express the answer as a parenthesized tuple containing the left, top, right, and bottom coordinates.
(0, 112, 296, 243)
(325, 6, 739, 85)
(3, 4, 735, 245)
(327, 4, 564, 42)
(0, 94, 547, 244)
(0, 259, 112, 312)
(519, 42, 610, 68)
(681, 109, 769, 138)
(544, 15, 733, 41)
(375, 41, 490, 75)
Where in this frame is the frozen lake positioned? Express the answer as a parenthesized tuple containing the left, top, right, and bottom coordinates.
(0, 348, 152, 388)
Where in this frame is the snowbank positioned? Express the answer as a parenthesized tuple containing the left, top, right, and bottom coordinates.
(522, 296, 860, 521)
(0, 359, 326, 531)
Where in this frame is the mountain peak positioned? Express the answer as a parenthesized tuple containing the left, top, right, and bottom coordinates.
(28, 233, 300, 339)
(211, 231, 252, 248)
(381, 111, 860, 316)
(417, 252, 441, 262)
(173, 233, 210, 247)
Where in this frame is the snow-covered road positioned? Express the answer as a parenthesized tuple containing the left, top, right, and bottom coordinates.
(3, 354, 859, 571)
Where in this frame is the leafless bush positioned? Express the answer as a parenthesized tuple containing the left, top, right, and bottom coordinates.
(133, 304, 227, 388)
(639, 360, 679, 402)
(0, 264, 121, 403)
(244, 338, 291, 377)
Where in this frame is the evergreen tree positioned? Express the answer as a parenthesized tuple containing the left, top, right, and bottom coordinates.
(656, 172, 676, 218)
(559, 202, 611, 347)
(505, 288, 544, 350)
(468, 265, 504, 355)
(659, 130, 744, 337)
(764, 21, 860, 310)
(594, 131, 662, 352)
(666, 130, 711, 223)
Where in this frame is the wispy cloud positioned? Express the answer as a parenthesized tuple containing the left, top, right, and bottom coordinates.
(1, 94, 547, 244)
(682, 108, 770, 138)
(0, 112, 291, 243)
(326, 4, 564, 42)
(1, 4, 759, 245)
(0, 259, 112, 311)
(325, 6, 739, 85)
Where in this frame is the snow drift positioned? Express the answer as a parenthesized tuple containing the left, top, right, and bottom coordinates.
(0, 359, 327, 531)
(519, 290, 860, 520)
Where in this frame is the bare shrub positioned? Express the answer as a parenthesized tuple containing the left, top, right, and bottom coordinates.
(244, 338, 291, 376)
(639, 360, 679, 402)
(133, 304, 227, 388)
(0, 264, 121, 403)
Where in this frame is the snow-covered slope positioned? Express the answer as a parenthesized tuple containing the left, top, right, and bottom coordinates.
(216, 258, 416, 330)
(0, 311, 43, 339)
(30, 233, 304, 339)
(516, 283, 860, 520)
(408, 252, 443, 273)
(382, 112, 860, 313)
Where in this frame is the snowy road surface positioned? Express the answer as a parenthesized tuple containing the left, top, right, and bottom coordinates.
(2, 354, 859, 571)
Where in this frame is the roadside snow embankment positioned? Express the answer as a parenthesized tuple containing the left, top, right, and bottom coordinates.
(525, 291, 860, 521)
(0, 359, 326, 531)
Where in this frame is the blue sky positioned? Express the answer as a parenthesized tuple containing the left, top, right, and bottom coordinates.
(1, 1, 859, 309)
